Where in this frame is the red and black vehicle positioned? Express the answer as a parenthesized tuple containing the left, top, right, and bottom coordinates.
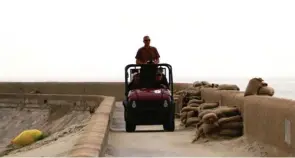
(122, 61, 175, 132)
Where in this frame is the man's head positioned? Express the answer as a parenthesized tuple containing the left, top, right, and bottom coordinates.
(143, 36, 150, 47)
(156, 72, 163, 81)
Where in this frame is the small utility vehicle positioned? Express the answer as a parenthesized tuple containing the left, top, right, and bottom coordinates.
(122, 61, 175, 132)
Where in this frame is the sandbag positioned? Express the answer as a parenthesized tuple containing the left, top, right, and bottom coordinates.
(198, 109, 215, 119)
(188, 96, 202, 100)
(202, 113, 218, 124)
(200, 102, 219, 110)
(185, 88, 201, 96)
(244, 77, 268, 96)
(218, 115, 243, 125)
(11, 129, 44, 146)
(181, 118, 187, 124)
(220, 122, 243, 129)
(203, 84, 214, 88)
(212, 83, 219, 88)
(180, 112, 188, 123)
(175, 94, 186, 114)
(175, 90, 185, 95)
(201, 81, 210, 86)
(192, 122, 219, 142)
(202, 122, 219, 134)
(185, 117, 200, 127)
(187, 111, 196, 119)
(184, 87, 200, 91)
(181, 106, 199, 113)
(182, 97, 190, 107)
(188, 103, 200, 108)
(188, 99, 203, 105)
(219, 129, 242, 137)
(193, 81, 202, 87)
(213, 107, 240, 118)
(217, 84, 240, 91)
(258, 86, 275, 96)
(196, 120, 203, 128)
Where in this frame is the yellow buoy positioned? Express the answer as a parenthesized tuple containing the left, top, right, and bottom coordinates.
(11, 129, 44, 146)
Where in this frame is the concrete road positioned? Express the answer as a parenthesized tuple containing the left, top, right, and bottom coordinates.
(105, 102, 264, 157)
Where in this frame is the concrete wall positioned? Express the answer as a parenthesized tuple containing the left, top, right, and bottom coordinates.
(201, 88, 295, 156)
(0, 82, 191, 101)
(0, 82, 125, 101)
(0, 93, 104, 110)
(68, 96, 115, 157)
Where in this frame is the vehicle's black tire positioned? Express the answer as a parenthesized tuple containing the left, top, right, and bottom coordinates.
(125, 122, 136, 132)
(163, 119, 175, 132)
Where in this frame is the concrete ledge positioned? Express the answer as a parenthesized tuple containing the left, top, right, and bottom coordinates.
(67, 96, 115, 157)
(0, 93, 104, 111)
(220, 91, 245, 115)
(201, 88, 222, 103)
(243, 96, 295, 156)
(0, 82, 192, 101)
(201, 88, 295, 156)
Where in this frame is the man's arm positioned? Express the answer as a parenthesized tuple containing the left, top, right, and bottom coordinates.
(135, 48, 145, 64)
(154, 58, 159, 64)
(154, 47, 160, 64)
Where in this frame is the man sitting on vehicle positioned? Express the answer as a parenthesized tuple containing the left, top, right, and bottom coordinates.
(128, 72, 140, 90)
(155, 72, 169, 89)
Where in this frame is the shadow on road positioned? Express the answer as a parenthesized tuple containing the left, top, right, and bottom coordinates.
(132, 129, 165, 133)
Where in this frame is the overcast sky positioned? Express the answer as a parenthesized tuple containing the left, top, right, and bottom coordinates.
(0, 0, 295, 82)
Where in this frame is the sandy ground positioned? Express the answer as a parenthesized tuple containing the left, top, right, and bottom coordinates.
(0, 106, 91, 157)
(106, 102, 267, 157)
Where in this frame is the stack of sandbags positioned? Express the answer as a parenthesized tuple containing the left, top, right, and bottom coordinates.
(174, 87, 203, 114)
(192, 106, 243, 143)
(180, 99, 204, 127)
(215, 107, 243, 137)
(176, 86, 202, 97)
(180, 101, 219, 128)
(193, 81, 219, 88)
(193, 81, 208, 87)
(244, 77, 275, 97)
(217, 84, 240, 91)
(174, 80, 221, 116)
(177, 81, 219, 108)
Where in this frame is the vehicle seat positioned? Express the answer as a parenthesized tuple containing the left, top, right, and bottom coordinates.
(128, 72, 140, 90)
(139, 64, 158, 88)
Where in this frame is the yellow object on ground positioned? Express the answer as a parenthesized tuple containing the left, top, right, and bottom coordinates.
(11, 129, 44, 146)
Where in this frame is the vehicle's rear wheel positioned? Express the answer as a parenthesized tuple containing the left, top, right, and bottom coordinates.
(163, 119, 175, 132)
(125, 122, 136, 132)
